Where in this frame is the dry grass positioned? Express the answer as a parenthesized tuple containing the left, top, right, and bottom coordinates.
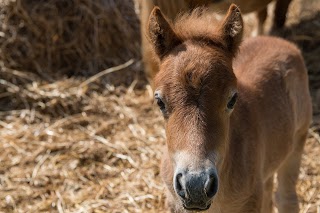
(0, 0, 140, 80)
(0, 0, 319, 212)
(0, 63, 167, 212)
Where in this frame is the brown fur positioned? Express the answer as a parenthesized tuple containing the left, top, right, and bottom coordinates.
(140, 0, 293, 83)
(148, 5, 312, 213)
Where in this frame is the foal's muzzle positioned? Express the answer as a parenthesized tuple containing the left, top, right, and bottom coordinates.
(174, 169, 218, 211)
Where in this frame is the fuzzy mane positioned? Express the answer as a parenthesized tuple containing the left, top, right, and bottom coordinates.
(173, 8, 224, 44)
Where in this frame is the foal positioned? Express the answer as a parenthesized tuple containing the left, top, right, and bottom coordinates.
(147, 4, 312, 213)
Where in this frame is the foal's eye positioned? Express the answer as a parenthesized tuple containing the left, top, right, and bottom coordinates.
(227, 92, 238, 110)
(155, 92, 166, 113)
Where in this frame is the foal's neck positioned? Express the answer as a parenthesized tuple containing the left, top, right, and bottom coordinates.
(216, 89, 262, 206)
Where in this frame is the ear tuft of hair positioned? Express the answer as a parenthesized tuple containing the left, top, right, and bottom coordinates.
(219, 4, 243, 55)
(147, 7, 181, 59)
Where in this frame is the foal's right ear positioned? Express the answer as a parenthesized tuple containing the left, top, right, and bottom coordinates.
(148, 7, 181, 59)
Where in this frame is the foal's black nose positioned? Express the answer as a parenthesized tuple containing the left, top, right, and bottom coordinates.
(174, 169, 218, 210)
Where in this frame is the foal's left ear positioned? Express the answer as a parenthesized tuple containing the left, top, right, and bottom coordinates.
(219, 4, 243, 55)
(148, 7, 181, 59)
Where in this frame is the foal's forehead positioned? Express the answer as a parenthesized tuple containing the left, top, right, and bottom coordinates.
(156, 42, 235, 91)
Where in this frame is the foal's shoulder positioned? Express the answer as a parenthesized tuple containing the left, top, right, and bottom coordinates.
(234, 36, 303, 72)
(233, 36, 306, 86)
(240, 36, 301, 58)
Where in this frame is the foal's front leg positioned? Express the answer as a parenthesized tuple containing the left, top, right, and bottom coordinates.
(261, 176, 275, 213)
(219, 183, 264, 213)
(275, 133, 306, 213)
(243, 190, 264, 213)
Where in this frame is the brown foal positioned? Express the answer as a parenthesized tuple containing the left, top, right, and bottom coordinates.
(147, 4, 312, 213)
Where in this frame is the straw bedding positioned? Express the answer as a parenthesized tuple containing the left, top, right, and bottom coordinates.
(0, 0, 319, 212)
(0, 70, 167, 212)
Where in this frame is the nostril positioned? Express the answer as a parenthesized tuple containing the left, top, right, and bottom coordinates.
(175, 173, 186, 199)
(205, 174, 218, 198)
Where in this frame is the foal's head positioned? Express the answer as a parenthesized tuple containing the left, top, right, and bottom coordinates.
(147, 4, 243, 211)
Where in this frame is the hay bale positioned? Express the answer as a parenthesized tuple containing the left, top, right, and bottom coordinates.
(0, 0, 140, 78)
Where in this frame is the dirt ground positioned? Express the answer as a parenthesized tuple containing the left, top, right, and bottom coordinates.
(0, 0, 319, 212)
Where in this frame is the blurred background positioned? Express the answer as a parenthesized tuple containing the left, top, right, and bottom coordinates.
(0, 0, 319, 212)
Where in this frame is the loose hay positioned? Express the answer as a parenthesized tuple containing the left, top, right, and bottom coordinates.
(0, 0, 140, 79)
(0, 62, 167, 212)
